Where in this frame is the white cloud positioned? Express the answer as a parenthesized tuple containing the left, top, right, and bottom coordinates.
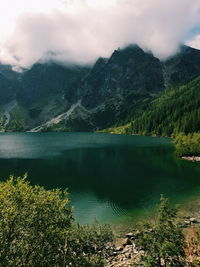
(187, 34, 200, 49)
(0, 0, 200, 69)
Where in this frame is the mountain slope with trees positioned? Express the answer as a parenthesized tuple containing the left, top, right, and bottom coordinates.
(105, 75, 200, 137)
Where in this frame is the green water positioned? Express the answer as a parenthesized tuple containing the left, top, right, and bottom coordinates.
(0, 132, 200, 224)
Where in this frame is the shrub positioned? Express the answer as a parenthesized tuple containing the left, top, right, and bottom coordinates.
(0, 175, 113, 267)
(136, 196, 186, 267)
(67, 222, 113, 266)
(174, 133, 200, 157)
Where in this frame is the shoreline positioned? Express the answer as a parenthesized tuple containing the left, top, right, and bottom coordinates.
(182, 156, 200, 162)
(107, 214, 200, 267)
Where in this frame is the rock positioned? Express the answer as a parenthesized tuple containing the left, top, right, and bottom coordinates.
(182, 156, 200, 162)
(115, 246, 123, 252)
(190, 217, 198, 223)
(115, 238, 132, 249)
(125, 232, 134, 238)
(184, 220, 191, 225)
(122, 238, 132, 246)
(123, 245, 134, 253)
(181, 218, 199, 228)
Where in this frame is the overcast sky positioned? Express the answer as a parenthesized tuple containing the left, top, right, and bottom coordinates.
(0, 0, 200, 70)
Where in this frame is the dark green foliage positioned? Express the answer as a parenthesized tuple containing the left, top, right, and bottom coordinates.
(136, 196, 186, 267)
(174, 133, 200, 157)
(0, 176, 113, 267)
(122, 76, 200, 137)
(66, 222, 113, 267)
(5, 120, 26, 132)
(0, 175, 72, 266)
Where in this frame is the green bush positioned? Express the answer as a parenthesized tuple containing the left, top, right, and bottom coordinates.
(136, 196, 186, 267)
(67, 222, 113, 266)
(174, 133, 200, 157)
(0, 176, 113, 267)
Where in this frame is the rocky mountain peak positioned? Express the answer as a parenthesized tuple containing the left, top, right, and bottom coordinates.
(91, 57, 108, 75)
(1, 44, 200, 132)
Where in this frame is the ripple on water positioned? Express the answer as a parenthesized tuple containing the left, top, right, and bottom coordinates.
(109, 200, 127, 217)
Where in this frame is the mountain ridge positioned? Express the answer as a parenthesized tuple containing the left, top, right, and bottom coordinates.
(0, 44, 200, 133)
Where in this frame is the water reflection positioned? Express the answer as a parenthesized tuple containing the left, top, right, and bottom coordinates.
(0, 133, 200, 223)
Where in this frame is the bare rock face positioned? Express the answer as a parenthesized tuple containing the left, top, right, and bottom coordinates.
(80, 45, 165, 109)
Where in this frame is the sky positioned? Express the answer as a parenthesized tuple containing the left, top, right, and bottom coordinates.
(0, 0, 200, 70)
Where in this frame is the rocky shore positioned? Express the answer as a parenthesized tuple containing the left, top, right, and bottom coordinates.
(182, 156, 200, 162)
(106, 232, 142, 267)
(106, 216, 200, 267)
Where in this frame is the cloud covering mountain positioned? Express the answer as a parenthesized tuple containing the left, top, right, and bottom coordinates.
(0, 0, 200, 69)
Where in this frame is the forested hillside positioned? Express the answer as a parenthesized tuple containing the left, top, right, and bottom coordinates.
(108, 76, 200, 137)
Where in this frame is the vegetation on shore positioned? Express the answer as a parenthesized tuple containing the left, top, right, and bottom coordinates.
(136, 196, 186, 267)
(98, 123, 132, 135)
(0, 175, 113, 266)
(174, 133, 200, 158)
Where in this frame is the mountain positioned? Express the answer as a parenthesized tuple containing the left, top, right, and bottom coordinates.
(105, 75, 200, 136)
(162, 45, 200, 87)
(77, 45, 164, 108)
(0, 65, 20, 105)
(0, 63, 90, 131)
(18, 63, 90, 106)
(0, 44, 200, 132)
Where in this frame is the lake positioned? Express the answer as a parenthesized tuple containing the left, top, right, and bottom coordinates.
(0, 132, 200, 225)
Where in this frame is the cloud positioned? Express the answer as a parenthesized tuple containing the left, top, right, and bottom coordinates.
(0, 0, 200, 69)
(187, 34, 200, 49)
